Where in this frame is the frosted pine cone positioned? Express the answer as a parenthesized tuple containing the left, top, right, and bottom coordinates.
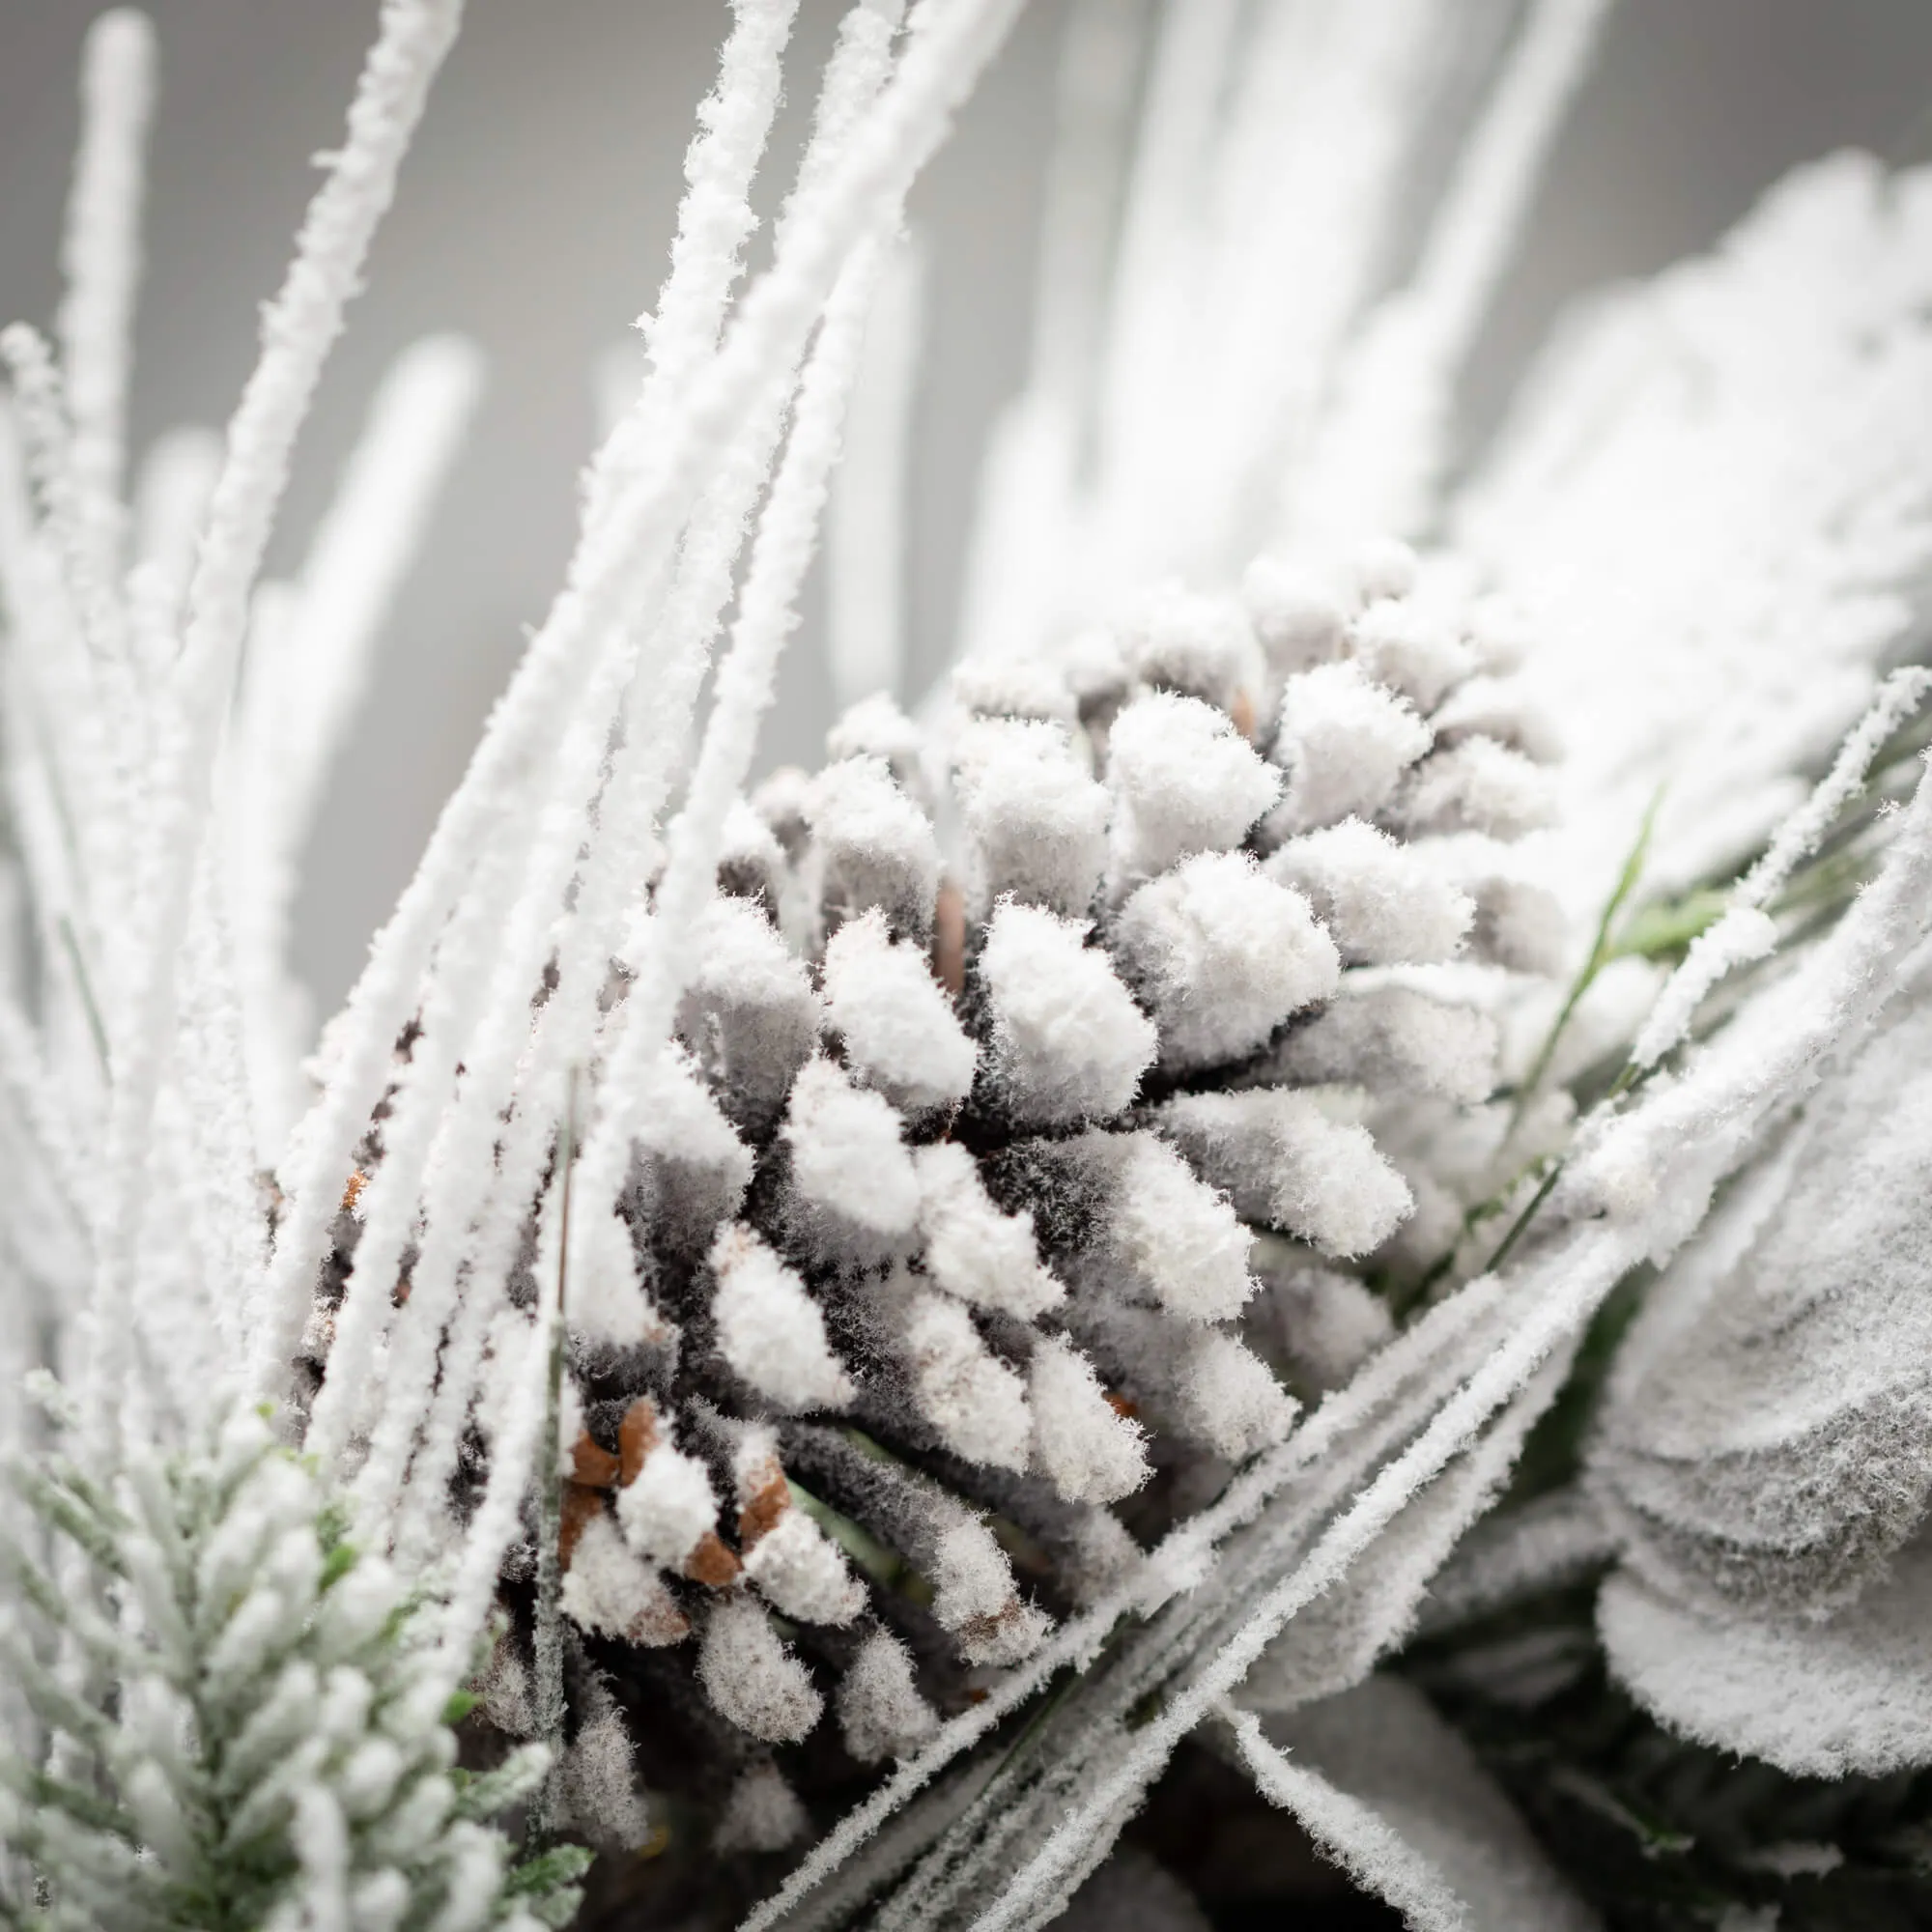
(318, 537, 1560, 1862)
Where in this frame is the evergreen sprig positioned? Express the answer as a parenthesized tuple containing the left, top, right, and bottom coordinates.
(0, 1400, 589, 1931)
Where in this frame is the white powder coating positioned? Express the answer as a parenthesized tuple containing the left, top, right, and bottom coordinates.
(1464, 870, 1569, 976)
(1159, 1090, 1414, 1260)
(632, 1046, 755, 1193)
(1465, 156, 1932, 915)
(614, 1438, 718, 1571)
(750, 764, 813, 857)
(553, 1373, 586, 1478)
(1429, 674, 1562, 764)
(689, 889, 810, 999)
(1390, 736, 1555, 840)
(1105, 691, 1282, 883)
(477, 1636, 537, 1740)
(1115, 582, 1266, 717)
(337, 1739, 406, 1823)
(952, 716, 1110, 919)
(1259, 1260, 1397, 1390)
(1267, 819, 1473, 966)
(806, 753, 941, 935)
(1241, 554, 1349, 673)
(1596, 996, 1932, 1629)
(742, 1506, 865, 1626)
(38, 0, 1920, 1904)
(1279, 984, 1500, 1104)
(1060, 625, 1130, 711)
(716, 795, 792, 918)
(1175, 1329, 1301, 1462)
(1083, 1301, 1299, 1466)
(1630, 904, 1778, 1072)
(559, 1512, 687, 1647)
(676, 894, 825, 1137)
(564, 1207, 656, 1350)
(718, 793, 788, 875)
(899, 1286, 1034, 1472)
(928, 1520, 1054, 1665)
(1114, 852, 1341, 1068)
(683, 891, 824, 1048)
(1029, 1333, 1150, 1505)
(1600, 1544, 1932, 1779)
(925, 1519, 1023, 1627)
(1097, 1131, 1257, 1323)
(951, 658, 1082, 730)
(1349, 596, 1478, 712)
(697, 1597, 824, 1744)
(710, 1223, 854, 1411)
(556, 1700, 653, 1855)
(915, 1140, 1064, 1320)
(1059, 1508, 1143, 1607)
(1273, 661, 1433, 835)
(629, 1046, 758, 1260)
(781, 1055, 921, 1239)
(714, 1762, 810, 1853)
(979, 900, 1157, 1124)
(837, 1630, 939, 1764)
(1351, 537, 1421, 604)
(825, 693, 929, 803)
(821, 908, 978, 1111)
(1463, 593, 1532, 676)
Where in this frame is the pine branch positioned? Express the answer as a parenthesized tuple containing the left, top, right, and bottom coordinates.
(0, 1402, 589, 1932)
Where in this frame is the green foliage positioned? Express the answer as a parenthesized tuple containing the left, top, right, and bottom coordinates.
(499, 1847, 596, 1928)
(1410, 1583, 1932, 1930)
(0, 1403, 587, 1931)
(1609, 887, 1728, 965)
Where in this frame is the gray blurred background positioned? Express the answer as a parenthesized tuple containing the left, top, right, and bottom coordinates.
(2, 1, 1930, 1010)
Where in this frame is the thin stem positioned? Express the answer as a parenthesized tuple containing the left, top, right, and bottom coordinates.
(1510, 785, 1659, 1130)
(1481, 1159, 1563, 1278)
(531, 1065, 579, 1836)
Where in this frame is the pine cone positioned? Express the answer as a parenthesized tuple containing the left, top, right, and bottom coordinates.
(323, 537, 1562, 1866)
